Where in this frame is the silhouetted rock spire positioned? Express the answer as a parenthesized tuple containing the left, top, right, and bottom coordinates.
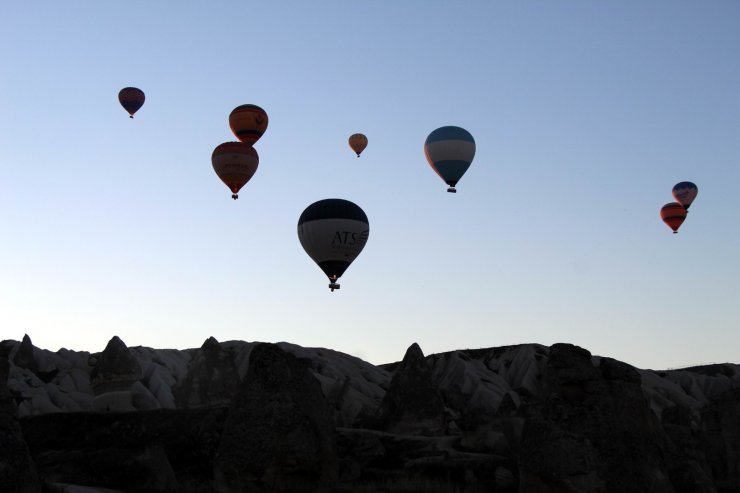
(376, 342, 446, 435)
(13, 334, 38, 374)
(173, 336, 240, 408)
(90, 336, 141, 412)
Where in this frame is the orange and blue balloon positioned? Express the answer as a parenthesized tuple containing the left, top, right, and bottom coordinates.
(672, 182, 698, 211)
(424, 126, 476, 193)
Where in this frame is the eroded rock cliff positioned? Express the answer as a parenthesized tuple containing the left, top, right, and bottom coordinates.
(2, 335, 739, 492)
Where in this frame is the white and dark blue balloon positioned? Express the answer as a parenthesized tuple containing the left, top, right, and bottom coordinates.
(298, 199, 369, 291)
(424, 126, 476, 193)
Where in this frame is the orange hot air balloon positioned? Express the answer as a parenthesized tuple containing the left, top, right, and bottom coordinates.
(229, 104, 268, 145)
(211, 142, 259, 200)
(348, 133, 368, 157)
(660, 202, 687, 234)
(118, 87, 145, 118)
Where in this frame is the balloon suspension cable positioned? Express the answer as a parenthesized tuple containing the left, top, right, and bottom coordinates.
(447, 186, 457, 193)
(329, 275, 340, 292)
(232, 194, 238, 200)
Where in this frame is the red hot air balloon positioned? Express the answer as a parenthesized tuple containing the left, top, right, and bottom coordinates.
(229, 104, 268, 145)
(660, 202, 687, 234)
(348, 133, 368, 157)
(211, 142, 259, 200)
(672, 182, 698, 211)
(118, 87, 145, 118)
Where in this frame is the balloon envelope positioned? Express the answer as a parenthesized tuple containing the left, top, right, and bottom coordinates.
(349, 133, 368, 157)
(211, 142, 259, 199)
(229, 104, 268, 145)
(298, 199, 369, 290)
(660, 202, 687, 233)
(424, 126, 475, 192)
(672, 182, 698, 210)
(118, 87, 145, 118)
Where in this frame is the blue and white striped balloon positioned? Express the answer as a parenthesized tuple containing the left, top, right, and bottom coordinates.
(424, 126, 476, 193)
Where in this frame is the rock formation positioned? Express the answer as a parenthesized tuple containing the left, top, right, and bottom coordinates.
(2, 335, 740, 491)
(0, 353, 41, 492)
(173, 336, 241, 408)
(519, 344, 678, 492)
(375, 342, 446, 435)
(89, 336, 142, 412)
(12, 334, 39, 375)
(214, 343, 338, 492)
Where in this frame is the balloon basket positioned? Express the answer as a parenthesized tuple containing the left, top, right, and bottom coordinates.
(329, 282, 340, 292)
(447, 187, 457, 193)
(232, 194, 238, 200)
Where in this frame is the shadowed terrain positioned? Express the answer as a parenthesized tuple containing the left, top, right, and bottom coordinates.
(2, 335, 739, 492)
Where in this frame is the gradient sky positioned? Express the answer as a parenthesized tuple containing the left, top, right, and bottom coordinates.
(1, 1, 738, 369)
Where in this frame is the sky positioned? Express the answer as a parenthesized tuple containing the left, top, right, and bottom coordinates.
(0, 1, 738, 369)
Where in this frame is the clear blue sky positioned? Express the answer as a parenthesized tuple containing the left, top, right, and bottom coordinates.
(1, 1, 738, 369)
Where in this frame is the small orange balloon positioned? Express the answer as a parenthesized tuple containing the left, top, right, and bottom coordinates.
(229, 104, 268, 145)
(211, 142, 259, 200)
(660, 202, 687, 234)
(348, 133, 368, 157)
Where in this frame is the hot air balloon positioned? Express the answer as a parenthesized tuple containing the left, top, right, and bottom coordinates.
(298, 199, 369, 291)
(660, 202, 687, 234)
(211, 142, 259, 200)
(672, 182, 698, 211)
(118, 87, 145, 118)
(349, 133, 368, 157)
(424, 126, 476, 193)
(229, 104, 268, 145)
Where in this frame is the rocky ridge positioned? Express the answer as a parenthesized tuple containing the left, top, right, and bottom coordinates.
(1, 334, 739, 492)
